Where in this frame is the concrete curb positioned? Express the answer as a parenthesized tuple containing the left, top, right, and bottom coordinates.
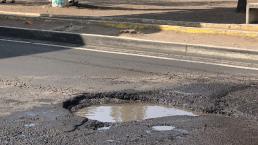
(0, 26, 86, 45)
(0, 26, 258, 64)
(48, 15, 258, 32)
(0, 11, 41, 17)
(103, 22, 258, 38)
(1, 11, 258, 38)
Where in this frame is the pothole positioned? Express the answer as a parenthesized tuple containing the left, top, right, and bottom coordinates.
(74, 103, 196, 123)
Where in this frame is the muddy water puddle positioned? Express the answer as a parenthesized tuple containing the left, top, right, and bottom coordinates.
(75, 103, 195, 122)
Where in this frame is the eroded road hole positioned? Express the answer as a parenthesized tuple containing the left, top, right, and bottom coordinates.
(74, 103, 196, 123)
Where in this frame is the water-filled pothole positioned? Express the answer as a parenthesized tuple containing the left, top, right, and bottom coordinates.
(75, 103, 195, 122)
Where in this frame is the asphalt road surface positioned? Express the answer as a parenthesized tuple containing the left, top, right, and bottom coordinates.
(0, 39, 258, 145)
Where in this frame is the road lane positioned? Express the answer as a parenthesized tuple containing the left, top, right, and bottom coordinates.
(0, 39, 258, 78)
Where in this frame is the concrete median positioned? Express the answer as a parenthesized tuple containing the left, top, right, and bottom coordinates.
(1, 26, 258, 67)
(1, 11, 258, 39)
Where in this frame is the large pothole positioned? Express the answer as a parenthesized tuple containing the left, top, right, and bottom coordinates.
(75, 103, 196, 123)
(62, 82, 254, 125)
(62, 90, 200, 124)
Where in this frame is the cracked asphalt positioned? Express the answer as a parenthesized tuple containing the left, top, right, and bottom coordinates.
(0, 39, 258, 145)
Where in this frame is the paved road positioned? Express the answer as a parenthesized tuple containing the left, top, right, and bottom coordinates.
(0, 38, 257, 114)
(1, 38, 258, 78)
(0, 39, 258, 145)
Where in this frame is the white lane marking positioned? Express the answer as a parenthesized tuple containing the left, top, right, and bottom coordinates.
(0, 38, 258, 71)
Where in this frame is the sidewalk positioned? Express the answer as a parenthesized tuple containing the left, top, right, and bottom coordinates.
(1, 0, 258, 51)
(0, 0, 245, 24)
(1, 17, 258, 51)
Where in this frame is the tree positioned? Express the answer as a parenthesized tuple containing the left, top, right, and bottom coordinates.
(237, 0, 247, 12)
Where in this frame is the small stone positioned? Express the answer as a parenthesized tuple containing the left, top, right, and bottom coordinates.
(25, 21, 33, 25)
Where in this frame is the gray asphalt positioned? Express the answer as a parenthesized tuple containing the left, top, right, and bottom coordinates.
(0, 38, 257, 114)
(1, 39, 258, 145)
(1, 39, 258, 78)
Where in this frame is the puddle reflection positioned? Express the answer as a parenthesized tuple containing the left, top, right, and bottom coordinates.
(75, 103, 195, 122)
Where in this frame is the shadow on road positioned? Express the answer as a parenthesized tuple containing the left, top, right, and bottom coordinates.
(82, 0, 234, 7)
(77, 3, 205, 11)
(77, 0, 244, 24)
(0, 27, 85, 59)
(103, 7, 245, 24)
